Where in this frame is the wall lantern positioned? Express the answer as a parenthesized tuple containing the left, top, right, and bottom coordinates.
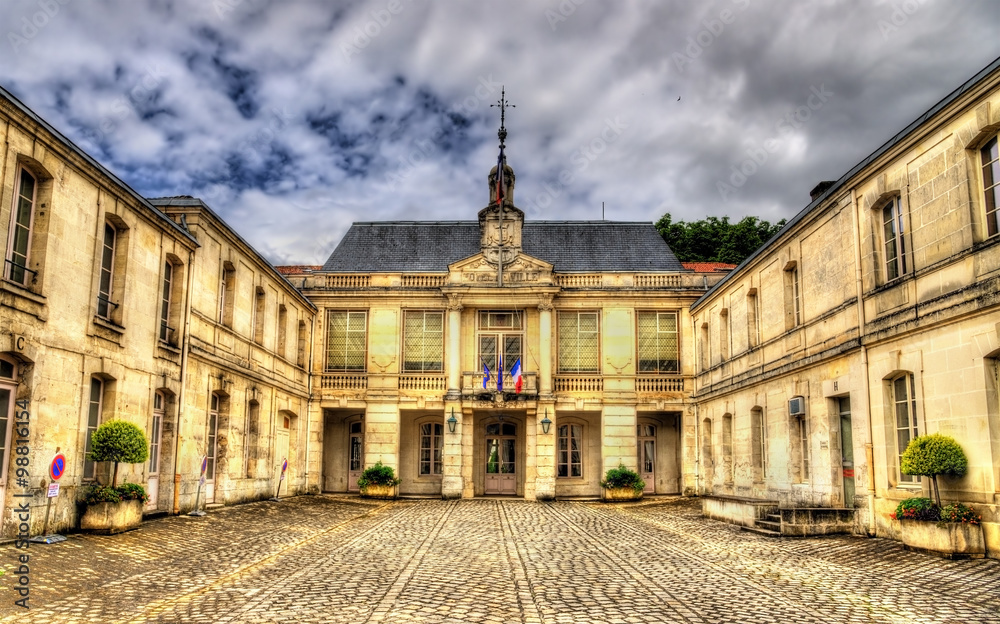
(447, 408, 458, 433)
(540, 409, 552, 435)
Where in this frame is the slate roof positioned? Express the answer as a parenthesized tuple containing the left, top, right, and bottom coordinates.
(321, 221, 685, 273)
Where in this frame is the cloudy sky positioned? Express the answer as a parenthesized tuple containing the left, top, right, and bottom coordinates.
(1, 1, 998, 265)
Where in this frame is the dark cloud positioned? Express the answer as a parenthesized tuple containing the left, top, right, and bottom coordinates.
(0, 0, 997, 263)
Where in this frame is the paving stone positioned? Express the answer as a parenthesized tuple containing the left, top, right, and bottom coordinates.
(1, 496, 998, 623)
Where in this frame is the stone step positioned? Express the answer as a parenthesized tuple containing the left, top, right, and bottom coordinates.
(742, 525, 782, 537)
(756, 519, 781, 532)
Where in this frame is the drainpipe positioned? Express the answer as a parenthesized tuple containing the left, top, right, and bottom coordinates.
(173, 243, 196, 515)
(304, 305, 316, 493)
(850, 188, 877, 536)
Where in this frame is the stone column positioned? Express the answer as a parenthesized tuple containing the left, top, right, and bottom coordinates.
(441, 402, 464, 498)
(534, 405, 556, 500)
(537, 298, 553, 398)
(446, 296, 463, 400)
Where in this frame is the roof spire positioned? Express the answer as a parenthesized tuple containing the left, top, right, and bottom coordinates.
(491, 86, 514, 148)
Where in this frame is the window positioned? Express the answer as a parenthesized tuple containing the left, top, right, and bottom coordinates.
(418, 422, 443, 475)
(719, 309, 730, 361)
(722, 413, 733, 483)
(478, 311, 523, 386)
(149, 391, 164, 474)
(982, 136, 999, 238)
(794, 415, 810, 483)
(325, 311, 367, 371)
(891, 374, 919, 484)
(558, 311, 599, 373)
(751, 407, 766, 481)
(253, 287, 265, 344)
(881, 196, 907, 281)
(557, 423, 583, 478)
(84, 378, 104, 479)
(159, 262, 174, 342)
(97, 224, 117, 319)
(245, 399, 259, 478)
(5, 168, 36, 285)
(783, 262, 801, 328)
(638, 311, 679, 374)
(219, 262, 235, 327)
(701, 418, 714, 484)
(207, 393, 222, 481)
(747, 289, 761, 347)
(699, 322, 709, 371)
(277, 305, 288, 358)
(404, 310, 444, 372)
(297, 320, 308, 368)
(0, 357, 18, 494)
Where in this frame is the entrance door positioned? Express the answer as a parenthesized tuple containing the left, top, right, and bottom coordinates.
(839, 397, 855, 507)
(348, 420, 363, 492)
(485, 422, 516, 495)
(275, 415, 290, 496)
(146, 391, 165, 511)
(638, 424, 656, 494)
(0, 358, 18, 510)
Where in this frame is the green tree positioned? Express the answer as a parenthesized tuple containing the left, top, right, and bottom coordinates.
(900, 433, 968, 507)
(88, 420, 149, 487)
(655, 213, 785, 264)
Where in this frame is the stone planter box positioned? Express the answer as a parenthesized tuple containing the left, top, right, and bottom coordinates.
(901, 519, 985, 559)
(360, 484, 397, 500)
(602, 487, 643, 502)
(80, 499, 143, 534)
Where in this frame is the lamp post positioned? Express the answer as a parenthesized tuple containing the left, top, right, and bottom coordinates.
(447, 408, 458, 433)
(540, 409, 552, 434)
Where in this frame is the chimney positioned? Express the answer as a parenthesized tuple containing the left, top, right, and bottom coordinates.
(809, 181, 836, 202)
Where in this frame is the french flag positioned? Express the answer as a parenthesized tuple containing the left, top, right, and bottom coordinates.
(510, 358, 522, 393)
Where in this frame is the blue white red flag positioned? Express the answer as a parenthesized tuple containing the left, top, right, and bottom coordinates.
(511, 358, 522, 393)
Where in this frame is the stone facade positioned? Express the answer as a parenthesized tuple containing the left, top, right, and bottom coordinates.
(691, 56, 1000, 556)
(0, 88, 317, 538)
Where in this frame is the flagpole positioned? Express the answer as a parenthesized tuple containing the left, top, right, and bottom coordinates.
(491, 87, 513, 289)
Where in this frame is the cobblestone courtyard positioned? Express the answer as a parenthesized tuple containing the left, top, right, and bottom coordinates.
(2, 496, 999, 624)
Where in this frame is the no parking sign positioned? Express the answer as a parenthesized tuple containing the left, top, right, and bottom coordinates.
(49, 453, 66, 481)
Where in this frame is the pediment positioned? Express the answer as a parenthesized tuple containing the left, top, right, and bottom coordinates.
(449, 252, 553, 286)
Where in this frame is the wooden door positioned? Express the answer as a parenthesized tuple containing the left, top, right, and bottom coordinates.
(348, 420, 363, 492)
(638, 424, 656, 494)
(485, 422, 516, 495)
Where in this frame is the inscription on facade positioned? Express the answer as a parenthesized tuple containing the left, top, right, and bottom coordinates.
(463, 271, 540, 283)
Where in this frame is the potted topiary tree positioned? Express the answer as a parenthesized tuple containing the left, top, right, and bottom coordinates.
(893, 434, 983, 558)
(600, 463, 645, 502)
(80, 420, 150, 534)
(357, 461, 400, 499)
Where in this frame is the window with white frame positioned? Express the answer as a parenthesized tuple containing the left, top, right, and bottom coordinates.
(558, 311, 599, 373)
(5, 168, 37, 286)
(404, 310, 444, 372)
(638, 311, 679, 374)
(97, 224, 117, 319)
(326, 310, 367, 372)
(982, 136, 1000, 238)
(891, 374, 919, 484)
(159, 261, 174, 342)
(557, 423, 583, 478)
(794, 414, 810, 483)
(84, 378, 104, 479)
(418, 422, 443, 475)
(881, 196, 907, 281)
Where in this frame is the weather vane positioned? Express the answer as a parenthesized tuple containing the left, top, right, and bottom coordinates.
(491, 87, 515, 148)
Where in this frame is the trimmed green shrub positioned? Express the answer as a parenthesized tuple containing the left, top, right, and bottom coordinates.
(88, 420, 149, 487)
(600, 464, 645, 493)
(85, 483, 150, 505)
(900, 433, 968, 506)
(357, 461, 400, 488)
